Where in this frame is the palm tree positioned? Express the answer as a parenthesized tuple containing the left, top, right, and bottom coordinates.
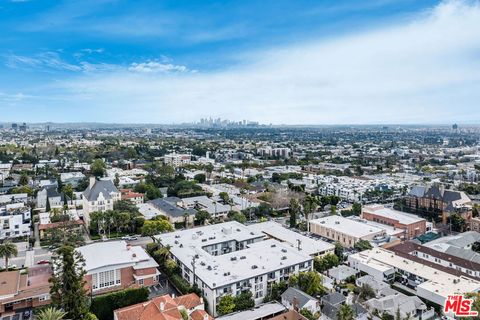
(0, 241, 18, 269)
(36, 307, 67, 320)
(337, 304, 354, 320)
(303, 195, 319, 232)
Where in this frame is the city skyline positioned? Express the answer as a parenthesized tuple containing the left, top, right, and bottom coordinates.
(1, 0, 479, 124)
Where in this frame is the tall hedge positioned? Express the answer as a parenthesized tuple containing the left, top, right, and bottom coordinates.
(90, 287, 149, 320)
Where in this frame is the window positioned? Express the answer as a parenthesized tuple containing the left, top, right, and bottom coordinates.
(39, 294, 50, 301)
(94, 269, 118, 290)
(138, 279, 144, 285)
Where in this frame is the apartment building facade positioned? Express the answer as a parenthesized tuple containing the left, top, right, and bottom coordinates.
(156, 222, 313, 316)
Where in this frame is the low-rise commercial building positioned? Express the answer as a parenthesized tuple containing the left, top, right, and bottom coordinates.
(347, 248, 480, 308)
(362, 205, 426, 240)
(309, 216, 387, 247)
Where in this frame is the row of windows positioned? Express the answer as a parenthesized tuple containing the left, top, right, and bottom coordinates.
(92, 269, 121, 290)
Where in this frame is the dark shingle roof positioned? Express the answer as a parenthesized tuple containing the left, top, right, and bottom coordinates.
(322, 292, 346, 307)
(83, 179, 119, 201)
(281, 287, 316, 309)
(149, 197, 196, 218)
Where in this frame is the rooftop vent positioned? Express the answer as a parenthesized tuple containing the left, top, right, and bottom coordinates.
(251, 265, 258, 269)
(224, 272, 231, 276)
(281, 249, 287, 253)
(230, 257, 237, 261)
(271, 244, 276, 248)
(240, 256, 246, 260)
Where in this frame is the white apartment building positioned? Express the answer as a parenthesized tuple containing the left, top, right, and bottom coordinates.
(257, 147, 292, 159)
(0, 203, 31, 240)
(309, 215, 387, 247)
(246, 221, 334, 257)
(82, 177, 121, 225)
(60, 172, 86, 188)
(348, 248, 480, 309)
(164, 153, 191, 167)
(156, 222, 313, 316)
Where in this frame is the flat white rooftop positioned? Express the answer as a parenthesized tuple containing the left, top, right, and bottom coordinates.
(310, 215, 385, 238)
(156, 222, 312, 288)
(76, 240, 158, 272)
(348, 217, 404, 237)
(349, 248, 480, 299)
(363, 205, 426, 225)
(247, 221, 334, 256)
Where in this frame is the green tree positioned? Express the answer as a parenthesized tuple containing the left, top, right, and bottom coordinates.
(217, 295, 236, 316)
(352, 202, 362, 215)
(303, 195, 319, 223)
(19, 174, 29, 186)
(62, 184, 74, 200)
(228, 210, 247, 224)
(290, 198, 300, 228)
(219, 192, 231, 205)
(36, 307, 67, 320)
(195, 210, 211, 225)
(50, 245, 89, 320)
(334, 242, 344, 261)
(91, 159, 106, 178)
(337, 304, 355, 320)
(354, 239, 373, 251)
(314, 253, 339, 273)
(134, 183, 161, 200)
(289, 271, 325, 296)
(114, 200, 140, 214)
(359, 284, 376, 301)
(300, 308, 316, 320)
(449, 214, 466, 232)
(141, 219, 174, 236)
(180, 309, 189, 320)
(0, 242, 18, 269)
(194, 173, 206, 183)
(234, 291, 255, 311)
(263, 281, 288, 302)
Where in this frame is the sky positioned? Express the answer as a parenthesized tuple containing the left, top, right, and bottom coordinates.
(0, 0, 479, 124)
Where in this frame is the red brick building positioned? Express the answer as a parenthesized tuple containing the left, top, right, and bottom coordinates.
(0, 265, 52, 317)
(362, 205, 427, 240)
(76, 241, 159, 295)
(406, 185, 472, 223)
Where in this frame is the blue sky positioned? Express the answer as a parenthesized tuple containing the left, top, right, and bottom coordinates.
(1, 0, 479, 124)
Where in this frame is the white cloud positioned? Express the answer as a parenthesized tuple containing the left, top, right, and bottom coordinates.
(128, 61, 191, 74)
(18, 0, 480, 124)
